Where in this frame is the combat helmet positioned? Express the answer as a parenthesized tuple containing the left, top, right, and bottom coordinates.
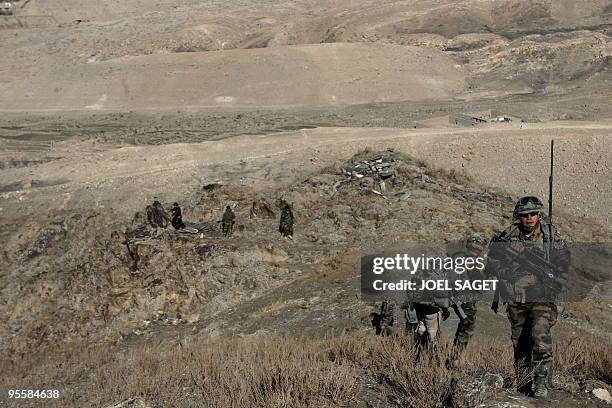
(513, 196, 545, 219)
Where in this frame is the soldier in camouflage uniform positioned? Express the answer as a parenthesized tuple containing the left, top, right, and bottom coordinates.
(374, 299, 444, 355)
(372, 300, 396, 336)
(489, 196, 570, 400)
(146, 200, 170, 229)
(221, 205, 236, 237)
(277, 198, 294, 239)
(170, 202, 185, 230)
(410, 302, 445, 357)
(402, 268, 449, 358)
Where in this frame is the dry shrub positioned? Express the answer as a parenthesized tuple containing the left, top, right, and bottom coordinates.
(2, 333, 610, 408)
(424, 166, 473, 186)
(2, 336, 357, 408)
(365, 337, 452, 408)
(457, 338, 514, 380)
(99, 337, 357, 408)
(555, 336, 612, 387)
(325, 335, 454, 408)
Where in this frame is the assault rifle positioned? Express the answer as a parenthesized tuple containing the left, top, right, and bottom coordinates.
(449, 295, 468, 321)
(493, 241, 566, 297)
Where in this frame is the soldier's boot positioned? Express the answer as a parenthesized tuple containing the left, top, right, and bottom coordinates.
(545, 362, 559, 390)
(532, 379, 548, 400)
(532, 360, 552, 400)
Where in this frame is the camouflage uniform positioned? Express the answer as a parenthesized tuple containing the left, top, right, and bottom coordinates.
(452, 301, 477, 353)
(373, 300, 396, 336)
(222, 206, 235, 237)
(373, 300, 442, 352)
(449, 235, 488, 364)
(489, 196, 570, 399)
(170, 203, 185, 230)
(278, 199, 294, 238)
(146, 200, 170, 229)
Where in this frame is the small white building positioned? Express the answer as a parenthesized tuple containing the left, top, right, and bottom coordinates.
(492, 116, 512, 123)
(0, 2, 13, 15)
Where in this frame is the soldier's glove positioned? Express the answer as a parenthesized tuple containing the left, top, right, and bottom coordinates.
(491, 301, 499, 314)
(441, 308, 451, 321)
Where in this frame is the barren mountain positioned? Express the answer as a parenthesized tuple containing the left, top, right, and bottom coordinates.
(1, 0, 610, 108)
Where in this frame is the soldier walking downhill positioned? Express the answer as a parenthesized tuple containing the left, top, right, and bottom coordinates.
(488, 196, 570, 400)
(146, 200, 170, 229)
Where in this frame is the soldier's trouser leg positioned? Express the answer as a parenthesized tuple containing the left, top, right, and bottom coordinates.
(453, 302, 477, 350)
(380, 316, 395, 336)
(422, 312, 440, 344)
(507, 303, 533, 393)
(405, 321, 418, 337)
(380, 323, 393, 336)
(414, 310, 440, 358)
(447, 302, 477, 368)
(530, 303, 557, 393)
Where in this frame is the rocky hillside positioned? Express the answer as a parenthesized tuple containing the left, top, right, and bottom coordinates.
(1, 150, 609, 356)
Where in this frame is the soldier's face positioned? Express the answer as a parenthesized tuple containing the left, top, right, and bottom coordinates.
(519, 212, 540, 228)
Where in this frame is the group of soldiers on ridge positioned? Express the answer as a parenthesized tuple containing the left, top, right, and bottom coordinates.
(145, 198, 294, 240)
(376, 195, 571, 401)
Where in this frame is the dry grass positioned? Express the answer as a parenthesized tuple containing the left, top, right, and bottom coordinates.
(555, 335, 612, 388)
(2, 337, 357, 408)
(1, 334, 610, 408)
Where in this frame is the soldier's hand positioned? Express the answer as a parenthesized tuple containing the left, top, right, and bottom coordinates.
(441, 308, 451, 321)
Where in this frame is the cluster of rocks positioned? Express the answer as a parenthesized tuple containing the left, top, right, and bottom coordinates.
(132, 310, 189, 336)
(331, 153, 398, 198)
